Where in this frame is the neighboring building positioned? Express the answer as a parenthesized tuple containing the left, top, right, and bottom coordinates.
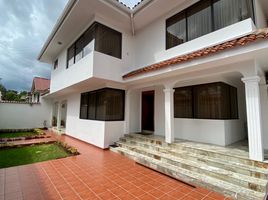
(31, 77, 50, 103)
(38, 0, 268, 163)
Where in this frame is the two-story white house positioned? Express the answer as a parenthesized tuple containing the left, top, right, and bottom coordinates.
(38, 0, 268, 163)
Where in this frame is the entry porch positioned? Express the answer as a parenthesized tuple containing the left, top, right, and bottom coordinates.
(124, 61, 268, 162)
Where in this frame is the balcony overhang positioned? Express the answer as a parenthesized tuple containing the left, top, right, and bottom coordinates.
(38, 0, 192, 63)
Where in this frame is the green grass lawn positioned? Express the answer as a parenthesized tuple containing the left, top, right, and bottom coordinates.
(0, 131, 38, 138)
(0, 143, 71, 168)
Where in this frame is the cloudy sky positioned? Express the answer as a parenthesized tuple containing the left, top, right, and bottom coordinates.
(0, 0, 139, 92)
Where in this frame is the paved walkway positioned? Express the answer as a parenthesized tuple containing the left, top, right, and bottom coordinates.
(0, 133, 230, 200)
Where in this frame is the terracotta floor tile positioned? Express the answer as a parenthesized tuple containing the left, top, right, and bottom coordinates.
(167, 189, 186, 199)
(148, 188, 165, 198)
(110, 186, 127, 196)
(207, 192, 226, 200)
(1, 132, 224, 200)
(128, 187, 146, 197)
(138, 193, 158, 200)
(139, 183, 155, 192)
(159, 194, 177, 200)
(98, 191, 116, 199)
(187, 191, 207, 199)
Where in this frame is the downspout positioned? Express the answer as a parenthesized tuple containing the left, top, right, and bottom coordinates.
(130, 13, 135, 36)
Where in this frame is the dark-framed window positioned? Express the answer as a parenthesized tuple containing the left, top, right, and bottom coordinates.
(53, 59, 58, 70)
(67, 22, 122, 68)
(174, 86, 193, 118)
(166, 0, 255, 49)
(80, 88, 125, 121)
(174, 82, 238, 120)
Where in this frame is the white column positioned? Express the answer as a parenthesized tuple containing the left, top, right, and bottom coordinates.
(164, 88, 175, 143)
(57, 102, 62, 131)
(242, 76, 264, 161)
(124, 90, 131, 135)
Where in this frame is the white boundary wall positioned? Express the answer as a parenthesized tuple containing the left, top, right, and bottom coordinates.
(0, 98, 52, 130)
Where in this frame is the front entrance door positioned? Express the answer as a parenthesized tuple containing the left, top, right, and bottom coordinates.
(142, 91, 154, 133)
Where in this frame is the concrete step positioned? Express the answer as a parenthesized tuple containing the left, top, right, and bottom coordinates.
(125, 133, 268, 169)
(110, 146, 265, 200)
(116, 141, 267, 193)
(119, 137, 268, 180)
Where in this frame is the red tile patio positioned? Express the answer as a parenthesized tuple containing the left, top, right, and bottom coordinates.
(0, 132, 230, 200)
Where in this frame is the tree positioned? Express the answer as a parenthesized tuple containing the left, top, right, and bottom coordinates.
(0, 84, 7, 98)
(5, 91, 20, 101)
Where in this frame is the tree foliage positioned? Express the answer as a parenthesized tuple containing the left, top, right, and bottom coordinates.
(0, 83, 28, 101)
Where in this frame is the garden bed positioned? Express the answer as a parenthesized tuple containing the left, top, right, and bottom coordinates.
(0, 141, 79, 168)
(0, 128, 50, 142)
(0, 131, 38, 138)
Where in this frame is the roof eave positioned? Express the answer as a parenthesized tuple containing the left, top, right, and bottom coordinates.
(37, 0, 78, 62)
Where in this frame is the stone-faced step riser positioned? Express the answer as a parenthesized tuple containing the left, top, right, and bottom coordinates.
(116, 142, 266, 193)
(125, 134, 268, 169)
(112, 148, 262, 200)
(119, 138, 268, 180)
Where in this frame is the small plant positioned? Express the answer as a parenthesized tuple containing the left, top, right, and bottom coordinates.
(34, 128, 45, 135)
(56, 140, 79, 155)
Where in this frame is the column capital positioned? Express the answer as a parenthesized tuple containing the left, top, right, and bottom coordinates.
(163, 88, 175, 93)
(241, 76, 261, 84)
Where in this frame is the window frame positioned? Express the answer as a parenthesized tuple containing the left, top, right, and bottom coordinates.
(79, 88, 125, 121)
(174, 82, 239, 120)
(53, 59, 58, 70)
(66, 22, 122, 68)
(166, 0, 255, 50)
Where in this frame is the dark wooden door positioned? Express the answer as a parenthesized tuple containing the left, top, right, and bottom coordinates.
(142, 91, 154, 132)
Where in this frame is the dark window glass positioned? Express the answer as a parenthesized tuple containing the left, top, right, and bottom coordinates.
(194, 83, 230, 119)
(241, 0, 254, 21)
(80, 93, 88, 119)
(174, 87, 193, 118)
(83, 26, 95, 56)
(166, 0, 254, 49)
(95, 23, 122, 59)
(80, 88, 125, 121)
(213, 0, 240, 30)
(105, 89, 125, 120)
(95, 90, 106, 121)
(88, 91, 96, 120)
(187, 0, 212, 41)
(75, 36, 84, 62)
(230, 86, 239, 119)
(54, 59, 58, 70)
(67, 44, 75, 68)
(174, 82, 238, 120)
(166, 11, 187, 49)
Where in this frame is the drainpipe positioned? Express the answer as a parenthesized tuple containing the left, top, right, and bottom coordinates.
(130, 13, 135, 36)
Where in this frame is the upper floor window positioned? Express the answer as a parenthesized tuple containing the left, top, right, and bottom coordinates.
(53, 59, 58, 70)
(166, 0, 254, 49)
(67, 22, 122, 68)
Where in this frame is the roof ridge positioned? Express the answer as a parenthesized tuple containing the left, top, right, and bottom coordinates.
(123, 27, 268, 79)
(34, 77, 50, 80)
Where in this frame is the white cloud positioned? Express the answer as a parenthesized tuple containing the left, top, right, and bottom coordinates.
(0, 0, 68, 91)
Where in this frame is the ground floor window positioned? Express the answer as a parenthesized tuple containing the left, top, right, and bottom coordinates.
(174, 82, 238, 119)
(80, 88, 125, 121)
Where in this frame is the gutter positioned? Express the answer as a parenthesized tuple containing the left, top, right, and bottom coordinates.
(37, 0, 78, 61)
(130, 13, 135, 35)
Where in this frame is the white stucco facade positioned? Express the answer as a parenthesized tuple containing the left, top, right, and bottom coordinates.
(38, 0, 268, 161)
